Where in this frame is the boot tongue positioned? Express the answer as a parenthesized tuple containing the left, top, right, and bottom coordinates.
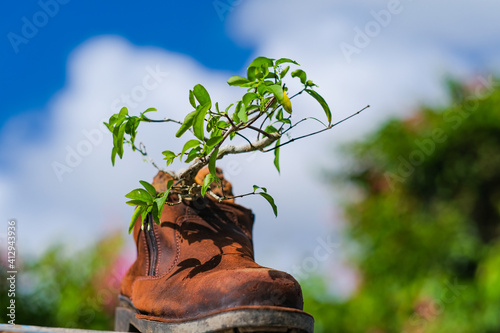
(151, 167, 234, 202)
(152, 171, 176, 193)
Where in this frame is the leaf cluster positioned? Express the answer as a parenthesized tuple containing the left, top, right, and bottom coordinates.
(105, 56, 336, 231)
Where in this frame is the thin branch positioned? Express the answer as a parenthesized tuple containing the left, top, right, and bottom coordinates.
(262, 105, 370, 152)
(216, 191, 260, 202)
(235, 132, 254, 146)
(246, 124, 274, 138)
(178, 132, 281, 184)
(288, 88, 305, 100)
(142, 117, 183, 125)
(128, 141, 175, 177)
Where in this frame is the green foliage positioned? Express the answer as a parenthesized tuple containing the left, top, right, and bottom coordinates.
(105, 56, 333, 230)
(0, 234, 124, 330)
(302, 78, 500, 332)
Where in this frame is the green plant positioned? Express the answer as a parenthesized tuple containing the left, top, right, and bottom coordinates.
(105, 56, 368, 232)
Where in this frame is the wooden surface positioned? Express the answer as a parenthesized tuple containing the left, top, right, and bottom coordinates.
(0, 324, 123, 333)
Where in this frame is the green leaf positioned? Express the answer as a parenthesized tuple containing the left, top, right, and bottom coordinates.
(181, 139, 201, 161)
(248, 56, 274, 70)
(156, 179, 173, 219)
(193, 84, 211, 108)
(225, 103, 234, 114)
(206, 135, 223, 148)
(305, 89, 332, 124)
(176, 110, 197, 138)
(125, 188, 153, 203)
(258, 192, 278, 217)
(129, 206, 143, 234)
(279, 66, 290, 79)
(126, 199, 149, 206)
(252, 185, 267, 193)
(157, 179, 174, 217)
(265, 125, 278, 133)
(265, 72, 278, 79)
(217, 120, 229, 129)
(236, 101, 248, 122)
(209, 148, 219, 178)
(247, 67, 257, 81)
(274, 139, 281, 173)
(227, 76, 250, 86)
(291, 69, 307, 84)
(266, 85, 284, 103)
(119, 107, 128, 117)
(111, 146, 117, 166)
(152, 203, 160, 225)
(115, 123, 126, 158)
(185, 147, 201, 163)
(215, 102, 220, 114)
(189, 90, 196, 108)
(242, 92, 259, 107)
(162, 150, 177, 166)
(143, 107, 157, 113)
(140, 180, 157, 197)
(276, 58, 299, 66)
(193, 104, 210, 140)
(201, 173, 216, 197)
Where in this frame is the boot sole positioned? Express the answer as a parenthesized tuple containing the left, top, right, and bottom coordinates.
(115, 297, 314, 333)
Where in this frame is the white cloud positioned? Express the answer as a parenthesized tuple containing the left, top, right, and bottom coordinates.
(2, 0, 500, 298)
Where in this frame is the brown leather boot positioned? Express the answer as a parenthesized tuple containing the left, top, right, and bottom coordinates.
(115, 169, 314, 333)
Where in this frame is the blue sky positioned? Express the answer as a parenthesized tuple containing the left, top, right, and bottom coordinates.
(1, 0, 500, 297)
(1, 0, 252, 144)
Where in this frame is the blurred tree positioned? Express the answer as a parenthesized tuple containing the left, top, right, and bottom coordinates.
(0, 233, 126, 330)
(303, 77, 500, 333)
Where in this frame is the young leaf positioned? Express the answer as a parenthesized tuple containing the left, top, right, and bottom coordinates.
(208, 148, 219, 178)
(291, 69, 307, 84)
(206, 135, 223, 148)
(140, 180, 157, 197)
(201, 173, 215, 197)
(156, 179, 173, 219)
(129, 206, 143, 234)
(193, 84, 211, 108)
(189, 90, 196, 108)
(273, 139, 281, 173)
(242, 92, 259, 107)
(276, 58, 299, 66)
(119, 107, 129, 117)
(227, 76, 250, 86)
(193, 104, 210, 141)
(111, 146, 117, 166)
(266, 85, 284, 103)
(248, 56, 274, 70)
(181, 139, 201, 161)
(258, 192, 278, 217)
(143, 107, 157, 113)
(279, 66, 290, 79)
(305, 89, 332, 124)
(236, 101, 248, 122)
(152, 204, 160, 225)
(125, 188, 153, 203)
(126, 199, 148, 206)
(185, 147, 201, 163)
(162, 150, 177, 166)
(176, 110, 197, 138)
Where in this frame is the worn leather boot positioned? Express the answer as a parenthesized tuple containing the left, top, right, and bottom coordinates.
(115, 169, 314, 333)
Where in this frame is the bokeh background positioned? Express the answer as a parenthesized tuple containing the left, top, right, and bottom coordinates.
(1, 0, 500, 332)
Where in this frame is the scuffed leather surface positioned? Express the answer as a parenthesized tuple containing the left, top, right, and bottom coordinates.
(120, 169, 304, 321)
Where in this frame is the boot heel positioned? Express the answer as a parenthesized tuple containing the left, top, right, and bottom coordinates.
(115, 306, 139, 332)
